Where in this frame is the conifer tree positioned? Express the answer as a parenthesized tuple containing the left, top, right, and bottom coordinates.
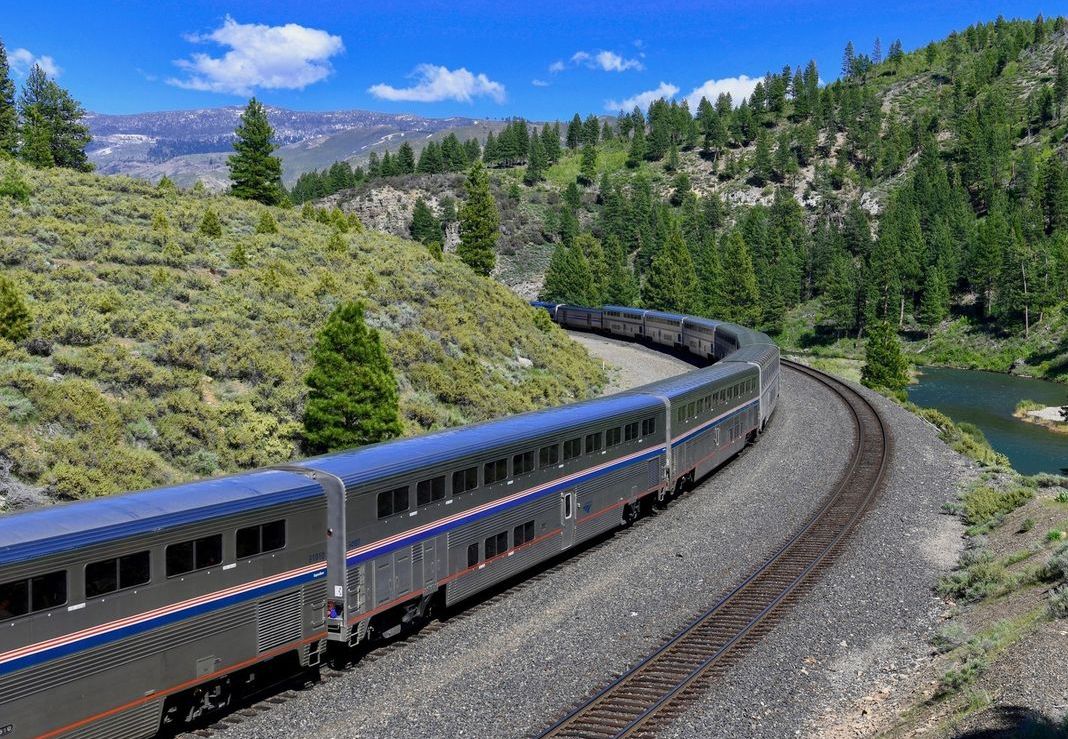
(0, 39, 17, 157)
(578, 144, 597, 185)
(255, 210, 278, 234)
(228, 98, 283, 205)
(918, 264, 950, 333)
(602, 235, 640, 306)
(229, 241, 250, 268)
(397, 142, 416, 174)
(199, 208, 223, 237)
(17, 64, 91, 170)
(719, 230, 761, 325)
(409, 198, 440, 244)
(566, 114, 583, 150)
(303, 302, 402, 453)
(541, 239, 594, 305)
(541, 123, 561, 164)
(577, 233, 607, 303)
(626, 124, 646, 168)
(457, 162, 499, 276)
(751, 129, 773, 185)
(642, 224, 698, 313)
(692, 235, 725, 317)
(0, 273, 31, 341)
(861, 320, 909, 392)
(524, 132, 548, 185)
(0, 162, 30, 203)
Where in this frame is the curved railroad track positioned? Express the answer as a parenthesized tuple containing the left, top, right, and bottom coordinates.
(534, 360, 892, 739)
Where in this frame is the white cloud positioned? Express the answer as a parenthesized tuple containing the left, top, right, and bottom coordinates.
(565, 49, 643, 73)
(684, 75, 760, 110)
(9, 48, 61, 78)
(531, 78, 550, 87)
(368, 64, 506, 104)
(168, 15, 344, 95)
(605, 81, 679, 112)
(548, 60, 566, 73)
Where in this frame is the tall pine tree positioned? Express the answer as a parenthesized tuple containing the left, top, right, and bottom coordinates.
(17, 64, 91, 171)
(303, 302, 403, 453)
(642, 224, 698, 313)
(458, 162, 499, 276)
(719, 230, 762, 325)
(0, 38, 17, 157)
(228, 98, 284, 205)
(861, 321, 909, 392)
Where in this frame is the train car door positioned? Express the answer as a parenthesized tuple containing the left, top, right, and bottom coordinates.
(561, 488, 576, 548)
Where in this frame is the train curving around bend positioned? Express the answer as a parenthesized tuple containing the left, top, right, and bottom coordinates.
(0, 305, 778, 738)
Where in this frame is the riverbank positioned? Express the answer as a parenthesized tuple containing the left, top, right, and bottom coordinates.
(1014, 401, 1068, 435)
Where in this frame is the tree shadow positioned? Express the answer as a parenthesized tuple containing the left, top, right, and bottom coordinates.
(797, 324, 845, 349)
(953, 705, 1068, 738)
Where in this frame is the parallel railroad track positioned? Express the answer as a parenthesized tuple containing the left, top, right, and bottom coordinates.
(534, 360, 891, 739)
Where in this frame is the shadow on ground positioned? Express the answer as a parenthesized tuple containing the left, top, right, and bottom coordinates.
(955, 706, 1068, 738)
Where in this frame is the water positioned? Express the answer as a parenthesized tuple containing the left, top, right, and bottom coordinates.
(907, 366, 1068, 475)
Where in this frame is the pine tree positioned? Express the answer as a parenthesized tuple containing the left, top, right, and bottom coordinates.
(641, 224, 698, 313)
(626, 124, 646, 168)
(228, 98, 283, 205)
(255, 210, 278, 234)
(692, 235, 725, 317)
(577, 233, 607, 304)
(524, 132, 548, 185)
(409, 198, 440, 244)
(17, 64, 91, 170)
(199, 208, 223, 237)
(918, 264, 950, 333)
(229, 241, 250, 268)
(719, 230, 761, 325)
(751, 129, 773, 185)
(0, 39, 17, 156)
(578, 144, 597, 185)
(396, 142, 416, 174)
(0, 273, 31, 341)
(457, 162, 499, 276)
(602, 235, 640, 306)
(566, 114, 583, 150)
(861, 320, 909, 392)
(542, 239, 594, 305)
(541, 123, 561, 164)
(0, 162, 30, 203)
(303, 302, 402, 453)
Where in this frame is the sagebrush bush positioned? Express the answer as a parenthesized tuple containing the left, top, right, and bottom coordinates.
(961, 485, 1034, 528)
(1049, 586, 1068, 618)
(0, 164, 605, 499)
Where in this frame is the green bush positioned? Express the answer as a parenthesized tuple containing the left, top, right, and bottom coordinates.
(961, 485, 1033, 528)
(0, 164, 31, 204)
(1049, 586, 1068, 618)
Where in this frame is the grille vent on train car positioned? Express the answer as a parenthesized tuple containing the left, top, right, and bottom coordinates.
(347, 567, 363, 608)
(256, 590, 302, 653)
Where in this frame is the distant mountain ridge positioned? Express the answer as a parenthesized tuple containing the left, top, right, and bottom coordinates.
(85, 105, 499, 189)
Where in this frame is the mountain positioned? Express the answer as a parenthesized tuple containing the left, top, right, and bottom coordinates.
(85, 105, 506, 189)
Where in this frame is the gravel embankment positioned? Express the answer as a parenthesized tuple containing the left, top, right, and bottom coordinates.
(224, 338, 971, 739)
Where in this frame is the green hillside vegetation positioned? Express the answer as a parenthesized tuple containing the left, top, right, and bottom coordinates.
(314, 15, 1068, 382)
(0, 162, 605, 504)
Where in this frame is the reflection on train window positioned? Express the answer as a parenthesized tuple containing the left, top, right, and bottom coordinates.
(467, 542, 479, 567)
(513, 450, 535, 476)
(624, 422, 638, 441)
(484, 531, 508, 559)
(86, 551, 151, 597)
(417, 476, 446, 506)
(484, 458, 508, 485)
(237, 520, 287, 558)
(539, 444, 560, 468)
(452, 466, 478, 494)
(584, 432, 602, 454)
(563, 438, 582, 461)
(687, 402, 696, 418)
(641, 418, 656, 436)
(376, 486, 410, 519)
(0, 570, 67, 618)
(513, 521, 535, 547)
(606, 427, 622, 447)
(166, 534, 223, 577)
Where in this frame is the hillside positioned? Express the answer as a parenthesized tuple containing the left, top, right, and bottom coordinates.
(0, 162, 605, 509)
(316, 17, 1068, 381)
(86, 106, 509, 188)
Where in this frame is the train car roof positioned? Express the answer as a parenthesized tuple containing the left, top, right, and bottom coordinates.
(0, 469, 320, 567)
(643, 310, 685, 322)
(294, 391, 663, 489)
(626, 364, 753, 401)
(602, 305, 646, 317)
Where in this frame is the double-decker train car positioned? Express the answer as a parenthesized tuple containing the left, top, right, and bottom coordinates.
(0, 304, 778, 738)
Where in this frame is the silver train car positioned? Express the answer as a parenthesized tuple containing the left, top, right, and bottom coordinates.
(0, 305, 778, 738)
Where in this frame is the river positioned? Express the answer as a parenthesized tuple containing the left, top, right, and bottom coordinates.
(907, 366, 1067, 475)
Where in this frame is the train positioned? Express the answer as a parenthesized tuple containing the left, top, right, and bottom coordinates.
(0, 305, 778, 738)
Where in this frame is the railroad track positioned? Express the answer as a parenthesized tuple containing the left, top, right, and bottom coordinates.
(535, 360, 892, 739)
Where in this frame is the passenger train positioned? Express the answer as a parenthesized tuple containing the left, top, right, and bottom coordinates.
(0, 305, 779, 738)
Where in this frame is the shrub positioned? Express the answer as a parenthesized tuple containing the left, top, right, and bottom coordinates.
(1049, 586, 1068, 618)
(199, 208, 223, 237)
(1046, 544, 1068, 582)
(930, 623, 969, 653)
(255, 211, 278, 234)
(937, 557, 1008, 602)
(0, 274, 32, 342)
(1019, 517, 1035, 533)
(0, 164, 31, 204)
(938, 652, 988, 695)
(961, 485, 1033, 528)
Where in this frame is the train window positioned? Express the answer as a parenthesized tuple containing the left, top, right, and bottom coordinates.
(484, 458, 508, 485)
(417, 476, 446, 506)
(86, 551, 151, 598)
(606, 427, 622, 447)
(484, 531, 508, 559)
(0, 578, 29, 618)
(467, 542, 479, 568)
(513, 450, 535, 476)
(19, 571, 67, 613)
(236, 520, 287, 558)
(167, 534, 223, 577)
(452, 467, 478, 495)
(641, 418, 656, 436)
(563, 438, 582, 461)
(687, 402, 696, 418)
(624, 422, 638, 441)
(513, 520, 535, 547)
(585, 432, 602, 454)
(538, 444, 560, 468)
(377, 486, 410, 519)
(676, 407, 684, 423)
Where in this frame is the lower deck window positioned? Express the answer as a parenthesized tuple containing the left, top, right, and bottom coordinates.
(484, 531, 509, 559)
(513, 521, 536, 547)
(467, 542, 479, 568)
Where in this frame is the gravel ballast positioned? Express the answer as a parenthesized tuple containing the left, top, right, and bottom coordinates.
(221, 338, 967, 739)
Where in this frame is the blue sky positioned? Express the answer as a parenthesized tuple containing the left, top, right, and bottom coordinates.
(1, 1, 1060, 118)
